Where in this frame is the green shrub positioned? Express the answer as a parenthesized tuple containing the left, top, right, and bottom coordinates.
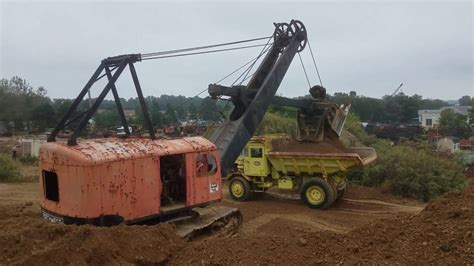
(19, 154, 38, 165)
(0, 154, 21, 181)
(348, 135, 466, 202)
(344, 112, 378, 146)
(257, 112, 298, 137)
(346, 113, 467, 202)
(369, 141, 465, 201)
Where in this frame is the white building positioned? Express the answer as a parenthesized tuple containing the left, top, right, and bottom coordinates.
(21, 138, 46, 157)
(418, 106, 472, 129)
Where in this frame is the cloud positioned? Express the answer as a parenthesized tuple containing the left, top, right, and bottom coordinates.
(1, 1, 472, 100)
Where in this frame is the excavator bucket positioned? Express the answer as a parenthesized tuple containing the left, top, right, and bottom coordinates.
(330, 103, 351, 136)
(173, 205, 242, 240)
(297, 103, 351, 142)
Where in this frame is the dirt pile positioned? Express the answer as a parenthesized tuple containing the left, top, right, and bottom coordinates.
(327, 184, 474, 264)
(172, 185, 474, 264)
(271, 136, 348, 153)
(0, 204, 185, 265)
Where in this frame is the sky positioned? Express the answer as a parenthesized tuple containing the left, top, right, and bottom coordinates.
(1, 1, 473, 100)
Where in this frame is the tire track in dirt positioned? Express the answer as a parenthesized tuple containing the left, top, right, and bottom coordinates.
(242, 213, 347, 235)
(234, 192, 424, 237)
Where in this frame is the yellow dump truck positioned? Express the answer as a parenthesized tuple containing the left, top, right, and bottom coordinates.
(228, 135, 377, 209)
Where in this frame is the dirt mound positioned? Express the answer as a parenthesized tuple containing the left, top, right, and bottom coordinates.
(0, 204, 185, 265)
(325, 184, 474, 263)
(271, 136, 348, 153)
(172, 185, 474, 264)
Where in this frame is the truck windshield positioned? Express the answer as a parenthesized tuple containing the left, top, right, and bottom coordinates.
(250, 148, 263, 158)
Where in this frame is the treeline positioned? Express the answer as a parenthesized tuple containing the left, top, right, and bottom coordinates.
(92, 96, 226, 130)
(0, 77, 226, 131)
(1, 76, 471, 132)
(328, 91, 450, 124)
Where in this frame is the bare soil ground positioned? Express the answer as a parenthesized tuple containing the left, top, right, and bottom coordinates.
(175, 185, 474, 265)
(0, 180, 472, 264)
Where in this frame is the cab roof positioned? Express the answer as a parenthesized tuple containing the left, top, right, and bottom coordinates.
(40, 136, 216, 166)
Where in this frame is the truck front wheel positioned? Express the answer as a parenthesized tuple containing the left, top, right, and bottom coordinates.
(229, 176, 252, 201)
(301, 178, 335, 209)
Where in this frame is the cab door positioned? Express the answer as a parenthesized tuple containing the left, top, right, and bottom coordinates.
(243, 143, 267, 176)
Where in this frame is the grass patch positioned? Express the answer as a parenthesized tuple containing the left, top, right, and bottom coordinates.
(0, 154, 38, 182)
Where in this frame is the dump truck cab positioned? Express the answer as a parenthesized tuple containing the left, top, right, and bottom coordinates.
(239, 136, 272, 177)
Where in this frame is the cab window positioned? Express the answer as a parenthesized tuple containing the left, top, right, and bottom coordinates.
(196, 153, 218, 177)
(250, 148, 263, 158)
(207, 154, 218, 175)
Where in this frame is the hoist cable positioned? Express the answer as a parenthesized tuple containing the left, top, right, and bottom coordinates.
(214, 43, 271, 84)
(178, 87, 209, 107)
(141, 36, 271, 58)
(307, 40, 323, 86)
(237, 36, 273, 85)
(141, 43, 272, 61)
(298, 52, 311, 89)
(178, 43, 273, 107)
(232, 43, 272, 86)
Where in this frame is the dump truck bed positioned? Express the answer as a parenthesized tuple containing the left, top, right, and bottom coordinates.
(267, 140, 376, 176)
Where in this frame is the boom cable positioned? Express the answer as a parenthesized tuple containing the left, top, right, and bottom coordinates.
(141, 36, 271, 58)
(307, 40, 323, 86)
(298, 52, 311, 89)
(178, 42, 273, 107)
(231, 44, 272, 86)
(236, 36, 273, 85)
(215, 43, 271, 84)
(141, 43, 272, 61)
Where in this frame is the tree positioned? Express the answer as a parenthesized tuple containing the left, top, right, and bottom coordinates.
(94, 110, 120, 130)
(31, 102, 56, 131)
(165, 103, 178, 125)
(438, 109, 471, 137)
(469, 103, 474, 123)
(199, 97, 220, 121)
(188, 102, 198, 120)
(459, 95, 473, 106)
(0, 77, 50, 131)
(419, 98, 447, 110)
(149, 100, 163, 127)
(175, 105, 186, 120)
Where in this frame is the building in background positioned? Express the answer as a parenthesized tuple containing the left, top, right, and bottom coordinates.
(418, 106, 472, 129)
(21, 137, 46, 157)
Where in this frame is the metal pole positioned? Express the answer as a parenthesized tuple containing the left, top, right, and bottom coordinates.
(68, 61, 128, 145)
(129, 62, 156, 140)
(48, 63, 105, 142)
(105, 67, 130, 136)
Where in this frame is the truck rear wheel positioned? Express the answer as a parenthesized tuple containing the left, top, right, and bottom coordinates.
(229, 176, 252, 201)
(301, 178, 335, 209)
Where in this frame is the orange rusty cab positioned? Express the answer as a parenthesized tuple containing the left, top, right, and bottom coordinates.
(39, 136, 222, 225)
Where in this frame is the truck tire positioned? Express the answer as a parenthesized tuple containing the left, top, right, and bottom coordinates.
(229, 176, 252, 201)
(300, 178, 335, 209)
